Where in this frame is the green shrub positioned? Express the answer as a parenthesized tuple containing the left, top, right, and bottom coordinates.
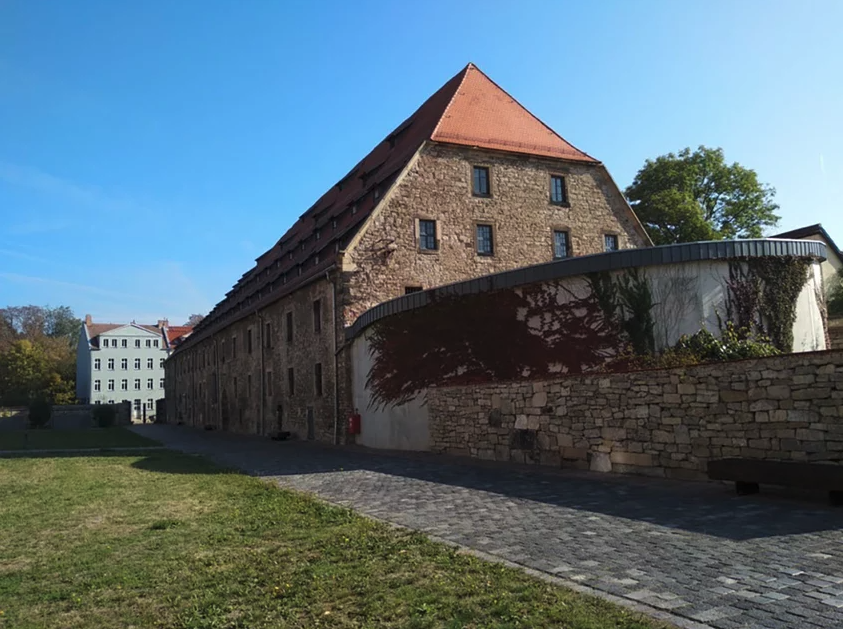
(92, 404, 117, 428)
(829, 270, 843, 318)
(28, 399, 52, 429)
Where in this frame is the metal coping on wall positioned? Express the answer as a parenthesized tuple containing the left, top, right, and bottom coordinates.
(345, 238, 827, 341)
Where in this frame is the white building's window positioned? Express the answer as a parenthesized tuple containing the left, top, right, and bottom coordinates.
(108, 399, 114, 404)
(135, 340, 141, 348)
(122, 339, 127, 348)
(134, 379, 141, 390)
(134, 358, 141, 370)
(146, 339, 151, 348)
(107, 358, 114, 370)
(146, 379, 153, 390)
(159, 378, 164, 388)
(121, 379, 128, 391)
(147, 398, 154, 410)
(147, 358, 154, 369)
(154, 340, 159, 348)
(94, 359, 101, 370)
(112, 339, 118, 347)
(121, 358, 127, 370)
(94, 380, 101, 391)
(107, 379, 114, 391)
(159, 358, 165, 368)
(100, 339, 107, 349)
(95, 400, 101, 405)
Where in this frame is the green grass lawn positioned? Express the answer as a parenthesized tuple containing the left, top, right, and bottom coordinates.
(0, 427, 160, 451)
(0, 452, 664, 629)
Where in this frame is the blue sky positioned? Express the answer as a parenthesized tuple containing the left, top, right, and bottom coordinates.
(1, 1, 841, 324)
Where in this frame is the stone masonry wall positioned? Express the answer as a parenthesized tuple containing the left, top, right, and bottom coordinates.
(427, 350, 843, 481)
(341, 142, 649, 326)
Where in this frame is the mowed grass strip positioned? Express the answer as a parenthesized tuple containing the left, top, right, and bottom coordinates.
(0, 427, 160, 451)
(0, 452, 664, 629)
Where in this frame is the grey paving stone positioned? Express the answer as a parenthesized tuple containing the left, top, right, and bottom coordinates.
(135, 425, 843, 629)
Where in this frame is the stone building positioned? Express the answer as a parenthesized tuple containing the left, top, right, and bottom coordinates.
(165, 63, 651, 441)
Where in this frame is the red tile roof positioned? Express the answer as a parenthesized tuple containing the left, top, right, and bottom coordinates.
(86, 323, 122, 339)
(166, 326, 193, 345)
(432, 64, 597, 162)
(185, 63, 604, 348)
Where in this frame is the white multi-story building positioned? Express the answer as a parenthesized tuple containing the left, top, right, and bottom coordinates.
(76, 315, 192, 419)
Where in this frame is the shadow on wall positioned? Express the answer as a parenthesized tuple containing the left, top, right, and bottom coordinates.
(132, 425, 843, 542)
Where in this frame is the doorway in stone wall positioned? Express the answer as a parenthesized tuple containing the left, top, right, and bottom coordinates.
(276, 404, 283, 433)
(307, 407, 314, 440)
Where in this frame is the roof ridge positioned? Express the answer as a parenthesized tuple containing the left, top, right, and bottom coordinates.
(429, 63, 472, 141)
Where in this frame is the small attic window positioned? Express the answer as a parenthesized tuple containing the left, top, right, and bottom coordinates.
(335, 242, 340, 252)
(289, 252, 294, 260)
(374, 186, 381, 200)
(351, 203, 358, 215)
(297, 266, 303, 277)
(332, 219, 337, 229)
(315, 254, 320, 265)
(283, 273, 287, 284)
(315, 229, 321, 241)
(301, 242, 306, 251)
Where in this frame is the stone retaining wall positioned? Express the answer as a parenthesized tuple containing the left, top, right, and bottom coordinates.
(427, 350, 843, 480)
(0, 403, 131, 429)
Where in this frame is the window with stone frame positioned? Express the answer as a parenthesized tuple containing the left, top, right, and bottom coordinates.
(604, 234, 619, 252)
(550, 175, 568, 205)
(418, 219, 438, 251)
(286, 312, 294, 344)
(313, 299, 322, 334)
(472, 166, 491, 197)
(287, 367, 295, 395)
(553, 230, 571, 259)
(476, 224, 494, 256)
(314, 362, 323, 396)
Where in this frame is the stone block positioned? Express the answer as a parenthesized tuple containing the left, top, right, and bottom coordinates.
(561, 447, 588, 461)
(677, 383, 696, 395)
(720, 390, 748, 402)
(531, 391, 548, 407)
(589, 451, 612, 472)
(601, 426, 626, 441)
(514, 414, 528, 429)
(787, 409, 819, 423)
(609, 451, 653, 466)
(766, 385, 791, 399)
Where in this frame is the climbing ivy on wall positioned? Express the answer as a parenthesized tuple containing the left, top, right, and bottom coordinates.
(724, 257, 811, 352)
(587, 269, 656, 356)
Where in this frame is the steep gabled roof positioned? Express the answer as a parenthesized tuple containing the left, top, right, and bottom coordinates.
(186, 63, 605, 348)
(165, 326, 193, 345)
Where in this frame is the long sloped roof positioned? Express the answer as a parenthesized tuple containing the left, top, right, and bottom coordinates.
(185, 63, 602, 348)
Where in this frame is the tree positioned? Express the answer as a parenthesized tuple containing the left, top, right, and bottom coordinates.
(829, 270, 843, 318)
(625, 146, 780, 245)
(185, 314, 205, 327)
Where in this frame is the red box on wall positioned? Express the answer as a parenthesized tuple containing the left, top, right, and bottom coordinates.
(347, 412, 361, 435)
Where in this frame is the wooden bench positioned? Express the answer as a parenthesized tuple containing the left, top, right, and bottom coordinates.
(707, 458, 843, 506)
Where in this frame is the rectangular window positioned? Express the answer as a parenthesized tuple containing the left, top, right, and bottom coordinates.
(247, 374, 252, 398)
(247, 329, 253, 354)
(314, 363, 323, 397)
(233, 376, 238, 396)
(94, 379, 101, 392)
(405, 286, 423, 294)
(146, 339, 151, 348)
(107, 379, 114, 391)
(232, 336, 237, 359)
(121, 339, 127, 348)
(159, 358, 165, 368)
(135, 339, 141, 348)
(147, 398, 154, 411)
(604, 234, 619, 252)
(418, 219, 437, 251)
(121, 358, 128, 370)
(266, 370, 273, 397)
(147, 358, 154, 369)
(550, 175, 568, 205)
(107, 358, 114, 370)
(553, 230, 570, 259)
(286, 312, 293, 344)
(154, 340, 159, 348)
(313, 300, 322, 333)
(221, 340, 226, 363)
(159, 378, 164, 388)
(94, 359, 101, 370)
(121, 379, 128, 391)
(134, 358, 141, 370)
(476, 224, 494, 256)
(265, 322, 272, 348)
(134, 379, 141, 391)
(472, 166, 490, 196)
(147, 379, 153, 390)
(287, 367, 295, 395)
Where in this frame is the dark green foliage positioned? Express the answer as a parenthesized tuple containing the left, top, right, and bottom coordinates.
(587, 272, 619, 326)
(625, 146, 780, 245)
(725, 262, 763, 336)
(750, 257, 810, 352)
(28, 398, 52, 428)
(829, 270, 843, 318)
(92, 404, 117, 428)
(616, 268, 656, 356)
(672, 323, 780, 362)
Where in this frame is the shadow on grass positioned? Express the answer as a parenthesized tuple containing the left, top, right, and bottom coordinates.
(131, 452, 231, 475)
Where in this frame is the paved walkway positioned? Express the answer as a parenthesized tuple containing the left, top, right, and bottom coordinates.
(133, 425, 843, 629)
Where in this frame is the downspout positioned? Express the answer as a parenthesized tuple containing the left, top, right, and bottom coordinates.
(215, 336, 221, 428)
(332, 273, 340, 446)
